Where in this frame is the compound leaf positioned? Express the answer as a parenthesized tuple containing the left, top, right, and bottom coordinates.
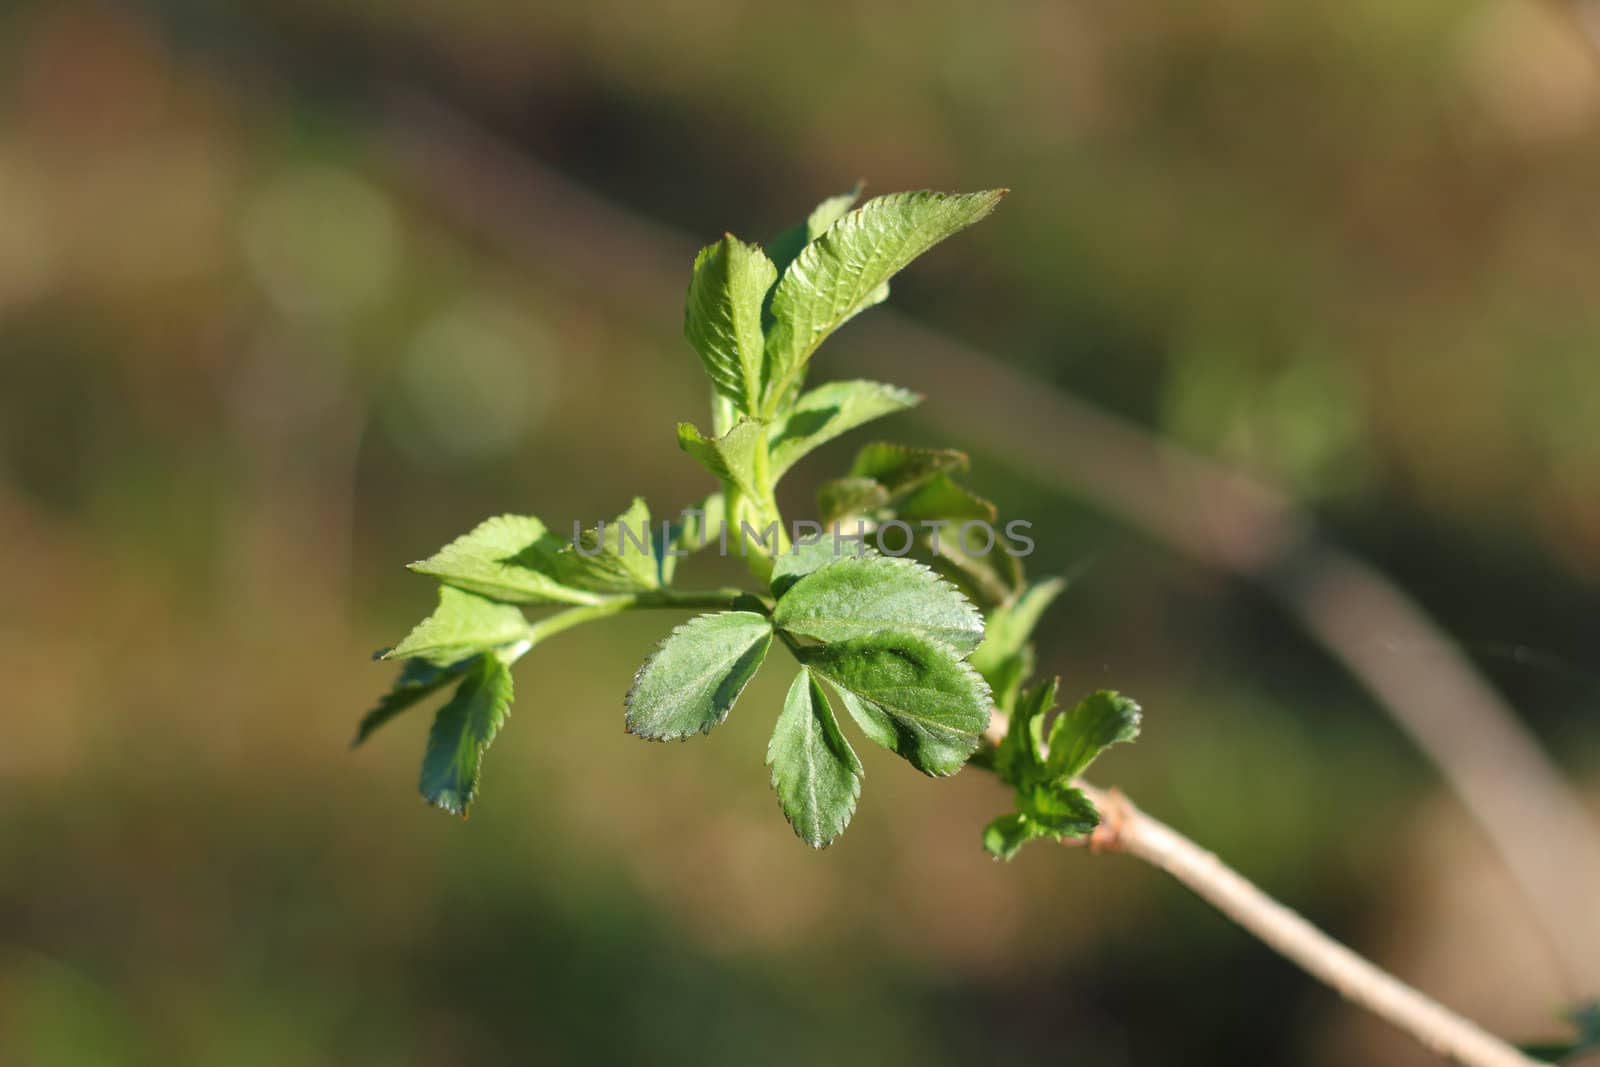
(768, 669, 863, 847)
(625, 611, 773, 740)
(419, 653, 515, 817)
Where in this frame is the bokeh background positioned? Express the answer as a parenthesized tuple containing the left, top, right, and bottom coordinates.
(3, 1, 1600, 1063)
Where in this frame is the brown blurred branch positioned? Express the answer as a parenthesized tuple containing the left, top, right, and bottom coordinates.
(1074, 781, 1550, 1067)
(370, 89, 1600, 993)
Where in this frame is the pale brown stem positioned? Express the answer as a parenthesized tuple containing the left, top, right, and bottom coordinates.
(1079, 783, 1549, 1067)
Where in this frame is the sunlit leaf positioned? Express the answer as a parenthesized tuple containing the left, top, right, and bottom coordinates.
(763, 190, 1005, 408)
(551, 497, 660, 594)
(774, 554, 984, 653)
(1045, 690, 1142, 780)
(767, 380, 920, 479)
(409, 514, 603, 606)
(684, 235, 776, 413)
(384, 586, 528, 667)
(803, 633, 991, 777)
(768, 669, 863, 847)
(625, 611, 773, 740)
(766, 184, 863, 279)
(678, 419, 765, 498)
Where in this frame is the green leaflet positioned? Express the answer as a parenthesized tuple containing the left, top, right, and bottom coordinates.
(969, 577, 1066, 709)
(848, 443, 968, 494)
(684, 236, 777, 414)
(355, 656, 470, 746)
(677, 418, 765, 498)
(899, 475, 996, 525)
(983, 782, 1099, 860)
(408, 514, 605, 606)
(990, 676, 1055, 786)
(762, 190, 1006, 411)
(769, 536, 874, 597)
(1023, 781, 1100, 837)
(774, 554, 984, 654)
(384, 585, 529, 667)
(1046, 690, 1142, 780)
(625, 611, 774, 740)
(982, 813, 1041, 859)
(767, 380, 920, 479)
(552, 498, 660, 594)
(817, 445, 975, 524)
(800, 633, 992, 777)
(766, 184, 862, 279)
(419, 652, 515, 816)
(816, 478, 890, 526)
(983, 683, 1141, 860)
(767, 669, 863, 848)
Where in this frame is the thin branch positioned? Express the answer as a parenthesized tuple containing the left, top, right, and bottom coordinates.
(364, 91, 1600, 993)
(1077, 782, 1550, 1067)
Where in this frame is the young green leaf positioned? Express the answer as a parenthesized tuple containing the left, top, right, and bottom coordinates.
(767, 380, 921, 479)
(552, 497, 660, 594)
(770, 537, 874, 597)
(384, 586, 529, 666)
(968, 576, 1066, 705)
(677, 418, 765, 498)
(409, 514, 605, 606)
(685, 235, 777, 414)
(419, 653, 515, 816)
(899, 475, 997, 525)
(356, 657, 471, 746)
(991, 676, 1056, 785)
(766, 184, 862, 279)
(763, 190, 1006, 410)
(817, 477, 891, 526)
(983, 812, 1044, 860)
(1045, 690, 1142, 780)
(801, 633, 992, 777)
(1021, 780, 1100, 837)
(774, 555, 984, 653)
(768, 669, 863, 847)
(848, 443, 969, 495)
(625, 611, 774, 740)
(924, 532, 1024, 610)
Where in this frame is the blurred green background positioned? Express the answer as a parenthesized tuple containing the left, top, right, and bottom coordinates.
(3, 1, 1599, 1063)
